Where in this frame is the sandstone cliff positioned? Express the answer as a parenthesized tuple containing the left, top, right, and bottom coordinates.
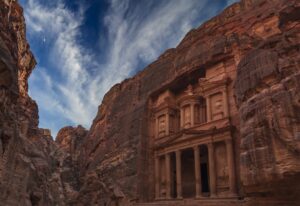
(72, 0, 300, 205)
(0, 0, 299, 206)
(0, 1, 79, 205)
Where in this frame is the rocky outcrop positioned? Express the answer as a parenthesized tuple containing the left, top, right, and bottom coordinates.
(56, 126, 87, 154)
(55, 126, 88, 204)
(234, 5, 300, 199)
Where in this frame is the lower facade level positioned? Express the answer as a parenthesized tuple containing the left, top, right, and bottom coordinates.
(154, 127, 237, 200)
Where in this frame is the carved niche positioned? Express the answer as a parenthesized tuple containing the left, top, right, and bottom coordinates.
(153, 90, 178, 138)
(210, 92, 224, 121)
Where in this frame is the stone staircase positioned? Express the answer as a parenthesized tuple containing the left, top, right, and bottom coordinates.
(135, 197, 244, 206)
(134, 198, 298, 206)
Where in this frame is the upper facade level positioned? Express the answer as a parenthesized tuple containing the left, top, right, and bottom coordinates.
(151, 63, 230, 141)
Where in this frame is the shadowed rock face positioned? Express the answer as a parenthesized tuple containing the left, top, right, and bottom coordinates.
(0, 1, 80, 205)
(0, 0, 299, 206)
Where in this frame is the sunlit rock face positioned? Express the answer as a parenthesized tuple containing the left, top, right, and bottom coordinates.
(0, 0, 299, 206)
(56, 126, 87, 154)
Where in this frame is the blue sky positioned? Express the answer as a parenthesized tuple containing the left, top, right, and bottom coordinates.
(19, 0, 237, 137)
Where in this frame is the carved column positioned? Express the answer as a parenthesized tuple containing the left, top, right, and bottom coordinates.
(155, 155, 160, 199)
(176, 150, 182, 199)
(165, 153, 171, 199)
(226, 139, 236, 194)
(165, 113, 169, 136)
(222, 90, 229, 117)
(194, 146, 202, 198)
(155, 117, 159, 138)
(180, 109, 184, 129)
(199, 102, 206, 124)
(206, 96, 211, 122)
(191, 103, 195, 127)
(208, 143, 217, 197)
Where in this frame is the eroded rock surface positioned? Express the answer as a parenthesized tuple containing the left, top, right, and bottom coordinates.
(0, 1, 81, 205)
(72, 0, 300, 205)
(0, 0, 299, 206)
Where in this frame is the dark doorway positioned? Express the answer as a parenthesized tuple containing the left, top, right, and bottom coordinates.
(181, 148, 195, 198)
(201, 163, 209, 193)
(170, 152, 177, 198)
(200, 145, 210, 195)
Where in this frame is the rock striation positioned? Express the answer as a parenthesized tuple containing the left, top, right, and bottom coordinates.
(0, 0, 299, 206)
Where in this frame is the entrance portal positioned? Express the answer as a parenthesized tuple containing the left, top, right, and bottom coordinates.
(170, 153, 177, 198)
(200, 145, 210, 196)
(181, 148, 195, 198)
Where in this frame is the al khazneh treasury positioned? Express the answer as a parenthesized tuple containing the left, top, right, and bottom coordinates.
(0, 0, 299, 205)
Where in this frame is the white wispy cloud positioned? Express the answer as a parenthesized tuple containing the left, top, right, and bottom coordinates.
(23, 0, 237, 137)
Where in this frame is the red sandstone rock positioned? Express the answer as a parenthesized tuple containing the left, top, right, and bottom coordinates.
(56, 125, 87, 153)
(73, 0, 300, 205)
(0, 0, 299, 206)
(0, 1, 71, 205)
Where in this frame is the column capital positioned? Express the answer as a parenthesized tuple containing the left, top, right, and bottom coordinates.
(224, 138, 233, 143)
(193, 145, 198, 150)
(207, 142, 214, 148)
(190, 102, 196, 106)
(204, 93, 211, 99)
(225, 138, 232, 144)
(155, 154, 161, 159)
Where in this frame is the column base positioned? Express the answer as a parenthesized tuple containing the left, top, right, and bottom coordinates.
(176, 196, 183, 200)
(155, 197, 172, 201)
(210, 193, 217, 198)
(227, 192, 239, 198)
(195, 195, 204, 199)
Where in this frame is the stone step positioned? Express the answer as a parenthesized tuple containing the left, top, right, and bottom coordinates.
(134, 198, 297, 206)
(135, 197, 244, 206)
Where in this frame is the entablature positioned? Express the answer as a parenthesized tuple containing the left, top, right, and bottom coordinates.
(155, 125, 233, 156)
(154, 117, 232, 151)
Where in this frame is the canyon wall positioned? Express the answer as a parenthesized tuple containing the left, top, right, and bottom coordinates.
(0, 0, 299, 206)
(0, 1, 81, 205)
(72, 0, 300, 205)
